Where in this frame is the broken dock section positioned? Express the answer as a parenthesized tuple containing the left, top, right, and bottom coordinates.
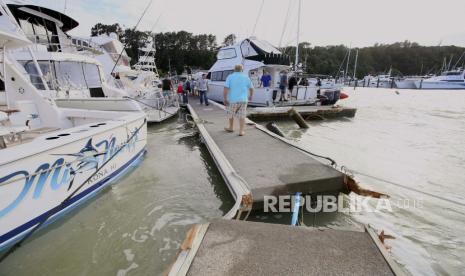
(168, 219, 403, 275)
(186, 100, 348, 216)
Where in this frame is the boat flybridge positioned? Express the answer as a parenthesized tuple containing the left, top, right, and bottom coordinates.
(85, 33, 179, 122)
(207, 38, 320, 107)
(0, 1, 147, 251)
(414, 69, 465, 89)
(5, 3, 177, 123)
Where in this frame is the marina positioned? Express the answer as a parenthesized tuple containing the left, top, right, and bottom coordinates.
(1, 0, 465, 275)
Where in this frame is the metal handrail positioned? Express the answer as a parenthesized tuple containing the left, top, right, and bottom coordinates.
(25, 34, 104, 54)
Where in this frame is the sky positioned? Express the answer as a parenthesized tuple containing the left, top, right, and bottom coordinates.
(25, 0, 465, 48)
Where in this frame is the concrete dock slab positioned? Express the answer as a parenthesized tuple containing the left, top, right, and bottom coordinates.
(188, 99, 348, 210)
(187, 100, 347, 207)
(248, 105, 357, 120)
(168, 219, 402, 276)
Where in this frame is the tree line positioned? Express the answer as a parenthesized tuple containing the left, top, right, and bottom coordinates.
(91, 24, 465, 78)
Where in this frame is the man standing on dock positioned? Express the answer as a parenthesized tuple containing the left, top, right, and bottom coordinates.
(198, 74, 209, 106)
(224, 64, 254, 136)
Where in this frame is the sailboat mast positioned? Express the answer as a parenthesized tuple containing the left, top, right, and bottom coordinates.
(344, 45, 351, 80)
(295, 0, 301, 71)
(353, 49, 359, 80)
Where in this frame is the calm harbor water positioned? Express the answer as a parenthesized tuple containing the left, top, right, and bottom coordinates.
(1, 88, 464, 275)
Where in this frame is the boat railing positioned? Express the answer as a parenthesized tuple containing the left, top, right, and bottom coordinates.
(25, 34, 104, 55)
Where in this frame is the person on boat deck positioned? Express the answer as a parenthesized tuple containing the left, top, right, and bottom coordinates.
(260, 71, 272, 88)
(316, 77, 322, 98)
(162, 75, 173, 98)
(299, 77, 309, 86)
(198, 74, 209, 106)
(288, 75, 297, 100)
(224, 64, 254, 136)
(278, 71, 288, 102)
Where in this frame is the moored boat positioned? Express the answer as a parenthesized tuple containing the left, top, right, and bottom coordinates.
(414, 69, 465, 89)
(0, 2, 147, 251)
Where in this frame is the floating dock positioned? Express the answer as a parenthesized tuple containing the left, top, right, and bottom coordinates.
(170, 100, 402, 276)
(186, 100, 347, 215)
(168, 219, 403, 275)
(248, 105, 357, 120)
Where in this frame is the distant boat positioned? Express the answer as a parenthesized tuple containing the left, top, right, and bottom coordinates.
(395, 78, 419, 89)
(414, 69, 465, 89)
(362, 74, 394, 88)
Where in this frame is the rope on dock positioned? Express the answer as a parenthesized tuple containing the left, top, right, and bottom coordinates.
(254, 123, 338, 167)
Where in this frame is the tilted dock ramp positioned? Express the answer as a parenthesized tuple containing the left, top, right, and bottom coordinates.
(168, 219, 403, 275)
(187, 100, 347, 215)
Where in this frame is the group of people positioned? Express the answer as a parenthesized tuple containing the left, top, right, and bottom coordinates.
(164, 65, 325, 137)
(162, 74, 209, 105)
(258, 71, 316, 102)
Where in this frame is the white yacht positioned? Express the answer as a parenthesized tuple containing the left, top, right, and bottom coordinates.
(0, 2, 147, 251)
(88, 33, 179, 122)
(414, 69, 465, 89)
(362, 73, 394, 88)
(207, 38, 319, 107)
(7, 3, 178, 123)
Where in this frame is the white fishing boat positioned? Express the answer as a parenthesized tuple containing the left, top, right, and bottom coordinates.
(87, 33, 179, 122)
(7, 3, 178, 123)
(414, 69, 465, 89)
(207, 38, 319, 107)
(0, 1, 147, 251)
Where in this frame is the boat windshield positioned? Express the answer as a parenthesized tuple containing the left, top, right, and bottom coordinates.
(217, 48, 236, 60)
(20, 60, 103, 90)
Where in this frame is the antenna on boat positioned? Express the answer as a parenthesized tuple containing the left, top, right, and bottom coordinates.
(278, 0, 293, 48)
(452, 50, 465, 70)
(294, 0, 301, 71)
(110, 0, 153, 76)
(353, 49, 359, 88)
(251, 0, 265, 37)
(344, 44, 352, 81)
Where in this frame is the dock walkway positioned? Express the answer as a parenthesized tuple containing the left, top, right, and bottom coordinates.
(169, 99, 403, 276)
(187, 100, 347, 210)
(168, 219, 401, 275)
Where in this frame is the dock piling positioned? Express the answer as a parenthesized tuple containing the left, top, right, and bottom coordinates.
(288, 108, 309, 128)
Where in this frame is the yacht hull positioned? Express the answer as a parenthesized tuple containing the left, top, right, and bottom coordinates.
(0, 115, 147, 251)
(395, 80, 417, 89)
(207, 82, 318, 107)
(414, 81, 465, 89)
